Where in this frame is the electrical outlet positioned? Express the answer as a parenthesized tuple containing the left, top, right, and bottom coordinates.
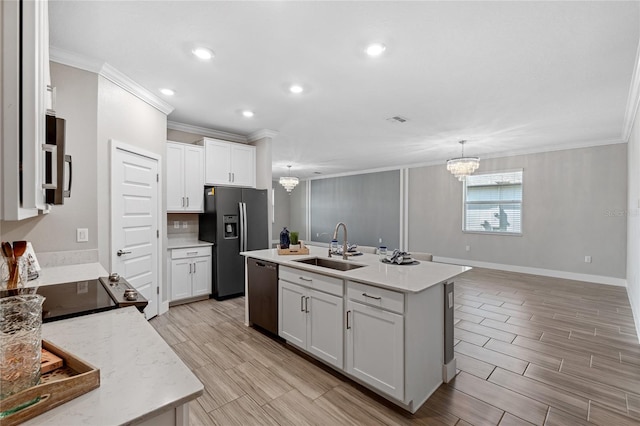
(379, 238, 383, 244)
(182, 221, 188, 229)
(584, 255, 592, 263)
(76, 228, 88, 242)
(173, 221, 180, 229)
(466, 245, 470, 251)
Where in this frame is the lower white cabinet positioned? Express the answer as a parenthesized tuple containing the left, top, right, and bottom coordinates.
(279, 279, 344, 369)
(169, 246, 211, 302)
(345, 299, 404, 401)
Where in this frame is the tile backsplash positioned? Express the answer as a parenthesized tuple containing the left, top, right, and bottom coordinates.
(167, 213, 199, 236)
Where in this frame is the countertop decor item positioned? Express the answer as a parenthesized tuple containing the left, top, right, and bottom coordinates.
(446, 140, 480, 181)
(277, 240, 310, 255)
(0, 339, 100, 426)
(0, 294, 45, 403)
(279, 227, 290, 249)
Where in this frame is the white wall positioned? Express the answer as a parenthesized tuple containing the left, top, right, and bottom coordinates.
(1, 63, 99, 255)
(628, 108, 640, 336)
(409, 144, 627, 282)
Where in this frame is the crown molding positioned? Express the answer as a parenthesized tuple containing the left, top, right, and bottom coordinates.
(99, 63, 174, 115)
(49, 46, 174, 115)
(167, 121, 247, 143)
(248, 129, 279, 142)
(49, 45, 103, 73)
(622, 39, 640, 142)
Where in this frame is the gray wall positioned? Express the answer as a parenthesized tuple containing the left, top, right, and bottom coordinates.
(409, 144, 627, 278)
(96, 75, 168, 270)
(289, 181, 308, 242)
(310, 171, 400, 248)
(1, 63, 99, 254)
(272, 181, 291, 242)
(628, 107, 640, 334)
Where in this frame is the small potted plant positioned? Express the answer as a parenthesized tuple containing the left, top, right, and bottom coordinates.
(289, 231, 300, 249)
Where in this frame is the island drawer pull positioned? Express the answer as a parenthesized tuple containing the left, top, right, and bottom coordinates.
(362, 293, 382, 300)
(305, 297, 310, 313)
(346, 310, 351, 329)
(299, 277, 313, 282)
(301, 296, 305, 312)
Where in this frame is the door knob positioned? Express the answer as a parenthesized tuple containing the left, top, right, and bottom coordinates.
(117, 249, 132, 257)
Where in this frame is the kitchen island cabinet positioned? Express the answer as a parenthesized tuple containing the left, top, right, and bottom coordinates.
(21, 307, 203, 426)
(241, 247, 469, 413)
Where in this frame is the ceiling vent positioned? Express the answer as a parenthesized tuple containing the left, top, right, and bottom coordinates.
(386, 116, 408, 124)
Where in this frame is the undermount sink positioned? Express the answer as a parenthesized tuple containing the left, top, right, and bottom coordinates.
(293, 257, 366, 271)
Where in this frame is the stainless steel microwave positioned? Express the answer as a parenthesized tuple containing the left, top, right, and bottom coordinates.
(44, 114, 72, 204)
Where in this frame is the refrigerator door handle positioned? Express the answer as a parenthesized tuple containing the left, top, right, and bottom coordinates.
(242, 202, 248, 251)
(239, 202, 245, 252)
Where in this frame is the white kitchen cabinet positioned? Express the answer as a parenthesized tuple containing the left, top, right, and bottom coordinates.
(166, 142, 204, 212)
(346, 299, 404, 401)
(279, 267, 344, 369)
(169, 246, 212, 303)
(197, 138, 256, 188)
(2, 0, 51, 220)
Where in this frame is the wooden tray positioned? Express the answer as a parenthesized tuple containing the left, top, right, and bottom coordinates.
(277, 244, 310, 255)
(0, 340, 100, 426)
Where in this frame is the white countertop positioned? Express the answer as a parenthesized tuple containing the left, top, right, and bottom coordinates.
(241, 247, 470, 293)
(23, 307, 203, 425)
(167, 237, 214, 249)
(26, 263, 109, 288)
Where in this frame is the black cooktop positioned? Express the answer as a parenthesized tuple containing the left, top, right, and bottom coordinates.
(37, 279, 118, 322)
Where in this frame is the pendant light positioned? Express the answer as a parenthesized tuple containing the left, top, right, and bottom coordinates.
(279, 165, 299, 193)
(446, 140, 480, 181)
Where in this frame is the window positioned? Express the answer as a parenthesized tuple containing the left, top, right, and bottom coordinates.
(463, 170, 523, 235)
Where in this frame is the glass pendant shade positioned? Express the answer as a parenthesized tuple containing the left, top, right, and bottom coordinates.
(279, 165, 299, 192)
(446, 140, 479, 181)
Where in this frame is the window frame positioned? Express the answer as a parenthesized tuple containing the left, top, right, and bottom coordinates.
(462, 169, 523, 236)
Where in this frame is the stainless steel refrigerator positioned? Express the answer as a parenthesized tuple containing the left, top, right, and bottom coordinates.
(199, 186, 269, 299)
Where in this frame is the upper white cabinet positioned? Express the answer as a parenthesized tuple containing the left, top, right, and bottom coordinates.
(197, 138, 256, 188)
(166, 142, 204, 212)
(2, 0, 51, 220)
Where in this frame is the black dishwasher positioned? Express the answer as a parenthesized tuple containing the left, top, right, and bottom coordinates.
(247, 258, 278, 334)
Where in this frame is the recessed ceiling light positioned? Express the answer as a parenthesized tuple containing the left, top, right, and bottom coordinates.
(192, 47, 214, 61)
(365, 43, 386, 57)
(289, 85, 304, 94)
(160, 88, 175, 96)
(242, 110, 254, 118)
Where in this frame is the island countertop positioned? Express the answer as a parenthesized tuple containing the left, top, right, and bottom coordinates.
(22, 307, 203, 426)
(241, 246, 470, 293)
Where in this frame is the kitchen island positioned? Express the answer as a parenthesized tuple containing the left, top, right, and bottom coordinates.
(21, 307, 203, 425)
(241, 246, 470, 413)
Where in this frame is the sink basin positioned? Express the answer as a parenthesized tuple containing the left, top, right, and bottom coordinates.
(293, 257, 366, 271)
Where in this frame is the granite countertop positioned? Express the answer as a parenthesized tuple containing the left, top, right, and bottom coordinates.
(167, 237, 214, 249)
(22, 307, 203, 425)
(241, 246, 470, 293)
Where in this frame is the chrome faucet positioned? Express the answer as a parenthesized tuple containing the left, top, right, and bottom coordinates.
(328, 222, 348, 260)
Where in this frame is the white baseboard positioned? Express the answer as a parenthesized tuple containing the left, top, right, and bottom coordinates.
(435, 257, 627, 287)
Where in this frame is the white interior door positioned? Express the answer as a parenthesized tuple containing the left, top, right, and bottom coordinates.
(111, 143, 160, 319)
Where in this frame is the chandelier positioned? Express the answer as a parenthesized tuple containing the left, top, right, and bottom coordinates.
(446, 140, 479, 181)
(279, 165, 299, 193)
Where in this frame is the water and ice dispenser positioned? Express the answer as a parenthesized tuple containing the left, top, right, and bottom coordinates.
(223, 215, 238, 239)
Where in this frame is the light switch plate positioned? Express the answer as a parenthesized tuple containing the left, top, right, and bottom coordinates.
(76, 228, 88, 242)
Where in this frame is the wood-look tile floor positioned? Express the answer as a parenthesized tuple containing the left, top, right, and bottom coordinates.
(150, 268, 640, 425)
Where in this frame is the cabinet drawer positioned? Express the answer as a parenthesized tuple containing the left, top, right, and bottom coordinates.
(171, 246, 211, 259)
(280, 266, 343, 297)
(347, 281, 404, 314)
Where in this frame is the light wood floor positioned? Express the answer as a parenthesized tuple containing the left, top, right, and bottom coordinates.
(150, 268, 640, 425)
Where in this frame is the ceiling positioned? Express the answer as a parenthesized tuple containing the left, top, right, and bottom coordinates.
(49, 1, 640, 179)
